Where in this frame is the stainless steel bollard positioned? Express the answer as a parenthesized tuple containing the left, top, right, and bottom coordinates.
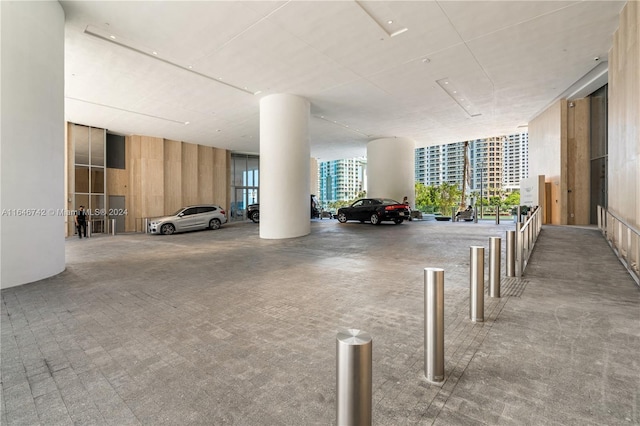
(506, 231, 515, 277)
(110, 219, 116, 235)
(489, 237, 501, 298)
(424, 268, 445, 384)
(515, 222, 523, 277)
(144, 218, 149, 234)
(336, 329, 372, 426)
(495, 209, 500, 225)
(470, 246, 485, 322)
(87, 221, 92, 238)
(474, 207, 478, 223)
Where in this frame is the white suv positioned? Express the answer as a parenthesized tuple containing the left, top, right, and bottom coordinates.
(149, 205, 227, 235)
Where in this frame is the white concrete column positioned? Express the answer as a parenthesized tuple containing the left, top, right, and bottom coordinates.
(260, 94, 311, 239)
(367, 138, 416, 205)
(0, 1, 66, 288)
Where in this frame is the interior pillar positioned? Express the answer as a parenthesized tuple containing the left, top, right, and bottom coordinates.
(0, 1, 66, 288)
(367, 138, 416, 205)
(259, 94, 311, 239)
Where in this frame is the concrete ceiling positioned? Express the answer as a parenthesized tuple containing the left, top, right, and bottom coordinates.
(61, 1, 625, 161)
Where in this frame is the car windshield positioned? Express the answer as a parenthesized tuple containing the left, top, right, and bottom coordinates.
(172, 208, 185, 216)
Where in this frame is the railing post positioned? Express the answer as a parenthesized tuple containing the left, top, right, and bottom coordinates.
(336, 329, 372, 426)
(489, 237, 501, 298)
(506, 230, 515, 277)
(470, 246, 485, 322)
(516, 206, 521, 223)
(424, 268, 445, 384)
(515, 222, 523, 277)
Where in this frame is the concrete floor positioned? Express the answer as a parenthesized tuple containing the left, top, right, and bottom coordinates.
(1, 219, 639, 425)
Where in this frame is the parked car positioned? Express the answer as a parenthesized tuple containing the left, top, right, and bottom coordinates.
(247, 195, 320, 223)
(247, 203, 260, 223)
(148, 205, 227, 235)
(337, 198, 410, 225)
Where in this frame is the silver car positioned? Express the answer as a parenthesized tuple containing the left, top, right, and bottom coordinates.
(149, 205, 227, 235)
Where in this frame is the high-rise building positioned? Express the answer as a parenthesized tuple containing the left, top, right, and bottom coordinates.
(318, 157, 366, 206)
(502, 132, 529, 192)
(415, 133, 529, 197)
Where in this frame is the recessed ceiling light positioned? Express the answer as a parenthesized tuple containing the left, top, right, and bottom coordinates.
(387, 20, 393, 24)
(453, 91, 457, 94)
(152, 51, 158, 55)
(422, 58, 430, 63)
(188, 65, 193, 69)
(184, 121, 190, 125)
(109, 35, 116, 39)
(253, 90, 262, 95)
(218, 77, 223, 80)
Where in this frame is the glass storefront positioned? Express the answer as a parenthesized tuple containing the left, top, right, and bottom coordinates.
(72, 124, 106, 233)
(230, 154, 259, 221)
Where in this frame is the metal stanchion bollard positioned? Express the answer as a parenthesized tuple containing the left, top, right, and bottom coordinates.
(470, 246, 485, 322)
(336, 329, 372, 426)
(144, 218, 149, 234)
(474, 206, 478, 223)
(489, 237, 501, 298)
(424, 268, 444, 384)
(110, 219, 116, 236)
(506, 230, 515, 277)
(495, 210, 500, 225)
(515, 222, 523, 277)
(87, 221, 92, 238)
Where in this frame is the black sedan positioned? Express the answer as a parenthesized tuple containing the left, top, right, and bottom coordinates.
(337, 198, 410, 225)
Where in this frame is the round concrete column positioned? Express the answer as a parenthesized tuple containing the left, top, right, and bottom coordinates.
(259, 94, 311, 239)
(367, 138, 416, 205)
(1, 1, 65, 288)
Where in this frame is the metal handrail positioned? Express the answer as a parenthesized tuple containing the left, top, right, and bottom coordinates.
(516, 205, 543, 277)
(597, 205, 639, 286)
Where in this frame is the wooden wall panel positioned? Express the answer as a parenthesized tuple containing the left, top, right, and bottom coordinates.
(212, 147, 228, 208)
(164, 139, 182, 215)
(198, 145, 214, 204)
(140, 136, 164, 218)
(182, 143, 198, 206)
(566, 98, 590, 225)
(127, 135, 141, 232)
(608, 1, 640, 229)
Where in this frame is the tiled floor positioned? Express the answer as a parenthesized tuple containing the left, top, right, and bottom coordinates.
(2, 219, 638, 425)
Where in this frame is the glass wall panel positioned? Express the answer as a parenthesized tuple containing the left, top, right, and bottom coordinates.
(91, 127, 105, 166)
(75, 166, 90, 193)
(91, 168, 105, 193)
(230, 154, 259, 222)
(75, 125, 90, 165)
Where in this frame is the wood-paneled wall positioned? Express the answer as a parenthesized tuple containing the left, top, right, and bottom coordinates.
(566, 98, 590, 225)
(609, 0, 639, 229)
(66, 131, 231, 233)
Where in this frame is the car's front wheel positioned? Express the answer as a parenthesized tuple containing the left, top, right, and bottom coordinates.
(161, 224, 175, 235)
(370, 214, 380, 225)
(250, 212, 259, 223)
(209, 218, 221, 230)
(337, 212, 347, 223)
(393, 218, 403, 224)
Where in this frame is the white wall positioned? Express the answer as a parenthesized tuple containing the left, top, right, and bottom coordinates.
(1, 1, 66, 288)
